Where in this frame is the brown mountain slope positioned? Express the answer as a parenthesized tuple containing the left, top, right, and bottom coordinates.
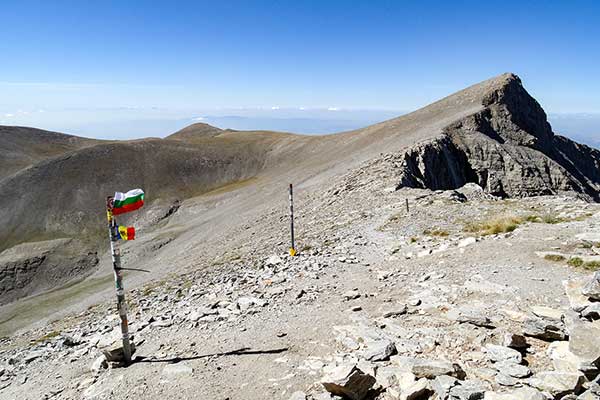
(0, 125, 101, 180)
(0, 133, 302, 252)
(167, 122, 225, 140)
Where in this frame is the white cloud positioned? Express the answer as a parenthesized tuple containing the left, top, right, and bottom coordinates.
(192, 117, 205, 121)
(271, 106, 280, 110)
(4, 113, 14, 117)
(327, 107, 340, 111)
(299, 107, 305, 110)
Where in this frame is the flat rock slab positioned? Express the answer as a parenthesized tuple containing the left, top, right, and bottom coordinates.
(494, 361, 530, 378)
(529, 371, 584, 397)
(485, 344, 522, 364)
(392, 356, 465, 379)
(531, 306, 563, 321)
(361, 339, 397, 361)
(483, 387, 547, 400)
(523, 315, 567, 341)
(448, 379, 488, 399)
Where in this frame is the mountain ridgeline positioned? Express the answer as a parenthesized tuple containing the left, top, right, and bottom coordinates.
(0, 73, 599, 305)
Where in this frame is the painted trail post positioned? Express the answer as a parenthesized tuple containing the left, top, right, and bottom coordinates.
(289, 183, 296, 256)
(106, 188, 145, 365)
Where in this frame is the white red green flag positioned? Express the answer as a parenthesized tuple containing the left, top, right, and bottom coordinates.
(113, 189, 145, 215)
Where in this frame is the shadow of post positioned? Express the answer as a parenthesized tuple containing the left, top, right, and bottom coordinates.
(134, 346, 289, 364)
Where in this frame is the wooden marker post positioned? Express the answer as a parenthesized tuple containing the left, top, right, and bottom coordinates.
(289, 184, 296, 256)
(106, 197, 133, 364)
(406, 198, 409, 213)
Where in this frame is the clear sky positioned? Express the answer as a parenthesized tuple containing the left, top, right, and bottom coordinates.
(1, 1, 599, 141)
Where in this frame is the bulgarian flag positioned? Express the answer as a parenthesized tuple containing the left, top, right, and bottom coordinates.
(117, 226, 135, 240)
(113, 189, 145, 215)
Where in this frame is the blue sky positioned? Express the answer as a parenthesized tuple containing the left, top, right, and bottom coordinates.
(1, 1, 599, 143)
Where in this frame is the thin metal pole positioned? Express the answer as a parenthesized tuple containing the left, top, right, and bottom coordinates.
(406, 198, 409, 213)
(289, 184, 296, 256)
(106, 199, 132, 364)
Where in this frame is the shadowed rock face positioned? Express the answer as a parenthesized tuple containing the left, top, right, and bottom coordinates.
(395, 74, 600, 200)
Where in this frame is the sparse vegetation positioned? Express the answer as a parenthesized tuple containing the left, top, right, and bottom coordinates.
(464, 215, 523, 235)
(524, 214, 540, 222)
(410, 237, 418, 243)
(541, 214, 564, 224)
(544, 254, 566, 262)
(301, 244, 313, 252)
(524, 212, 592, 225)
(567, 257, 584, 267)
(388, 213, 401, 222)
(583, 261, 600, 271)
(423, 229, 449, 237)
(32, 330, 60, 344)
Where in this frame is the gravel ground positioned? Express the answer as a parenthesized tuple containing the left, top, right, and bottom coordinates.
(1, 154, 599, 400)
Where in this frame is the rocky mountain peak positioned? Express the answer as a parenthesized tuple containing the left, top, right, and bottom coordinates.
(395, 74, 600, 200)
(478, 72, 554, 151)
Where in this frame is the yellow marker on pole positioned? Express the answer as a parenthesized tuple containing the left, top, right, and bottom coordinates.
(289, 183, 296, 256)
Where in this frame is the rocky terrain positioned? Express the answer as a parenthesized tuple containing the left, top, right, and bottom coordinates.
(0, 73, 599, 399)
(1, 175, 600, 400)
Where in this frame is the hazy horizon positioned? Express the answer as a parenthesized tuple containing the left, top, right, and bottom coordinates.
(1, 106, 598, 148)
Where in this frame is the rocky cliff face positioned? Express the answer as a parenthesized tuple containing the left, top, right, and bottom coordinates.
(395, 74, 600, 201)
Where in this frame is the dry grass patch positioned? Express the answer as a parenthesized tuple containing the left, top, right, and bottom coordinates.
(464, 215, 523, 236)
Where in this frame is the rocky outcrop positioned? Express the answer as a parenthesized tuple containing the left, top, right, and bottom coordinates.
(395, 74, 600, 201)
(0, 239, 99, 305)
(394, 136, 478, 191)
